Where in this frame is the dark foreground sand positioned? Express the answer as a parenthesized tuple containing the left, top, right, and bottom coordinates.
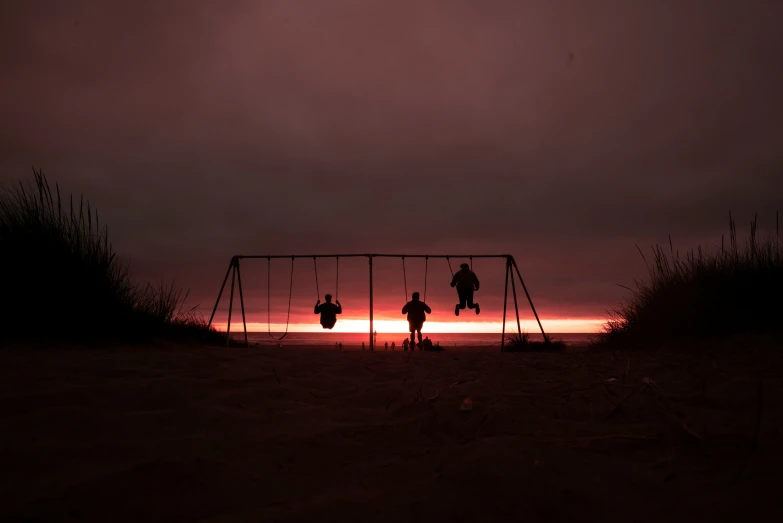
(1, 341, 781, 522)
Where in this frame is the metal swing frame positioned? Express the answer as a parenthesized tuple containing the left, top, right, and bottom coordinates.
(207, 254, 545, 352)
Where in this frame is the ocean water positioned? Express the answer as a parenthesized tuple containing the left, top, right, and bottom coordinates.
(228, 331, 593, 347)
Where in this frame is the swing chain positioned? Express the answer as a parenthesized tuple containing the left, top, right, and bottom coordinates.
(315, 256, 340, 301)
(313, 256, 320, 301)
(424, 256, 428, 303)
(267, 256, 294, 342)
(402, 256, 407, 302)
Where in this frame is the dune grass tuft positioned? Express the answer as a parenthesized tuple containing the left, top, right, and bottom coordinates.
(0, 168, 224, 344)
(596, 212, 783, 348)
(503, 331, 566, 352)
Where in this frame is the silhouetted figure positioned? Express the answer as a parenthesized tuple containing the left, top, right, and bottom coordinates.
(385, 341, 388, 351)
(402, 338, 410, 351)
(361, 341, 365, 350)
(421, 337, 443, 351)
(391, 341, 396, 351)
(402, 291, 431, 347)
(314, 294, 342, 329)
(451, 263, 480, 316)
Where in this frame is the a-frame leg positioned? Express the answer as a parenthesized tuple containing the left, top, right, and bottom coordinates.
(510, 256, 546, 341)
(236, 258, 248, 347)
(510, 261, 522, 336)
(226, 259, 236, 347)
(501, 258, 510, 351)
(208, 258, 234, 329)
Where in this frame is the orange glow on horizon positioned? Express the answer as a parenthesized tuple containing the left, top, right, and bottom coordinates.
(212, 317, 605, 334)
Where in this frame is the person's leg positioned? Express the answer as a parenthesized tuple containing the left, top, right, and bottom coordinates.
(409, 323, 416, 345)
(416, 328, 423, 345)
(465, 289, 480, 314)
(455, 289, 467, 315)
(466, 289, 476, 309)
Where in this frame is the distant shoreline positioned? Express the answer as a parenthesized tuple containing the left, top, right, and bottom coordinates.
(224, 331, 594, 347)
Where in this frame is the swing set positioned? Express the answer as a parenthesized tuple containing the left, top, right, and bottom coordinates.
(207, 254, 545, 352)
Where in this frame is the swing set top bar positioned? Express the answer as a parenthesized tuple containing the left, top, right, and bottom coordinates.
(233, 254, 513, 259)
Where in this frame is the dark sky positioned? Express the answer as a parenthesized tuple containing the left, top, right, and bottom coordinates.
(2, 1, 782, 329)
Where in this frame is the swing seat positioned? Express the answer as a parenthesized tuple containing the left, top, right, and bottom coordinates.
(321, 318, 337, 329)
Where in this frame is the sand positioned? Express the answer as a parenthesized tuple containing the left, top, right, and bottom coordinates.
(1, 340, 781, 522)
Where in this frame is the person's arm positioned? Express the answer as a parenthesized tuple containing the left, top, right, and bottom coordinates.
(473, 273, 480, 291)
(424, 304, 432, 314)
(314, 302, 320, 314)
(402, 303, 408, 314)
(450, 274, 457, 287)
(335, 301, 342, 314)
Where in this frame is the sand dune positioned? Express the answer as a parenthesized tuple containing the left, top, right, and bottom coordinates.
(1, 341, 781, 522)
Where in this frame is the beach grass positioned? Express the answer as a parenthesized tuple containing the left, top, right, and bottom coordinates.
(0, 168, 223, 344)
(503, 331, 566, 352)
(596, 212, 783, 348)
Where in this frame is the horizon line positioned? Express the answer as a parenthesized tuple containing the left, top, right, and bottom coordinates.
(211, 318, 606, 334)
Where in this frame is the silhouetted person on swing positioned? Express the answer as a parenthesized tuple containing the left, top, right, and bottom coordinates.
(314, 294, 342, 329)
(402, 291, 431, 348)
(451, 263, 480, 316)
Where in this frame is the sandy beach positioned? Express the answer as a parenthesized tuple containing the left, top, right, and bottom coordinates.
(1, 341, 781, 522)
